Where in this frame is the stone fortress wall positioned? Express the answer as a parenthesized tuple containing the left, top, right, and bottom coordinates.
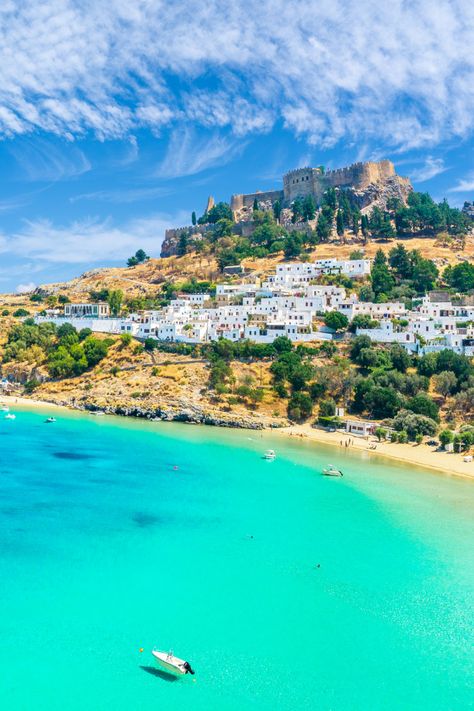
(230, 189, 284, 212)
(283, 160, 396, 204)
(231, 160, 399, 213)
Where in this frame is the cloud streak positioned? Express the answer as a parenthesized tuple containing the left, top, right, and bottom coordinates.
(0, 211, 188, 266)
(409, 157, 447, 183)
(0, 1, 473, 150)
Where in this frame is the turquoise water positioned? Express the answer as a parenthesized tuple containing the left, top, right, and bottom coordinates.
(1, 407, 473, 710)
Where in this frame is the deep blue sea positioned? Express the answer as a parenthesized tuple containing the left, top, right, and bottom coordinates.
(1, 405, 473, 710)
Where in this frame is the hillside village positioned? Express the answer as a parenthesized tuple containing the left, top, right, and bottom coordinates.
(2, 158, 474, 446)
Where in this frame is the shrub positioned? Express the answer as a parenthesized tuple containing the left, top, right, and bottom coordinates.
(319, 398, 336, 417)
(13, 308, 29, 317)
(406, 393, 439, 422)
(287, 392, 313, 421)
(324, 311, 349, 332)
(120, 333, 133, 348)
(392, 409, 438, 440)
(439, 429, 454, 448)
(24, 378, 40, 393)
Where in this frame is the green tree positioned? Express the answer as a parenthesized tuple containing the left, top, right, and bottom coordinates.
(406, 393, 439, 421)
(389, 343, 411, 372)
(177, 232, 188, 256)
(389, 244, 412, 279)
(336, 210, 344, 236)
(439, 429, 454, 448)
(107, 290, 124, 316)
(191, 211, 197, 226)
(253, 198, 259, 212)
(371, 249, 395, 296)
(302, 195, 316, 221)
(324, 311, 349, 332)
(273, 200, 282, 222)
(83, 337, 109, 367)
(284, 234, 303, 259)
(433, 370, 457, 400)
(319, 398, 336, 417)
(444, 262, 474, 292)
(287, 392, 313, 421)
(316, 213, 331, 242)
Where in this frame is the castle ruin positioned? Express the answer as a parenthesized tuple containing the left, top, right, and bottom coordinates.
(230, 159, 405, 217)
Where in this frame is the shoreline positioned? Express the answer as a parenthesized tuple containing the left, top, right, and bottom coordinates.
(268, 422, 474, 480)
(2, 394, 473, 481)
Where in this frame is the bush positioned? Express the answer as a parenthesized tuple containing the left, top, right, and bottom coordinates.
(324, 311, 349, 332)
(319, 398, 336, 417)
(406, 393, 439, 422)
(287, 392, 313, 421)
(375, 427, 387, 441)
(24, 378, 40, 393)
(392, 409, 438, 440)
(397, 430, 408, 443)
(120, 333, 133, 348)
(13, 308, 29, 318)
(439, 429, 454, 448)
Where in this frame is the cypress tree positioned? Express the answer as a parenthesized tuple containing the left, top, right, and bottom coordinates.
(336, 210, 344, 236)
(191, 211, 196, 226)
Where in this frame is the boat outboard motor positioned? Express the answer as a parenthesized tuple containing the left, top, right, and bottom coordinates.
(183, 661, 195, 675)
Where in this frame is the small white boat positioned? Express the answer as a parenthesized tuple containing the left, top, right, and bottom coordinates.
(90, 411, 105, 417)
(4, 413, 16, 420)
(322, 464, 343, 477)
(45, 417, 57, 423)
(0, 405, 9, 412)
(152, 650, 195, 675)
(263, 449, 276, 460)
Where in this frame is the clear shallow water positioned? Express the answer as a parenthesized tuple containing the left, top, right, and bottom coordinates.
(1, 407, 473, 711)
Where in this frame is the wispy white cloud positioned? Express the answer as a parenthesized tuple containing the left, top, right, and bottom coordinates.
(16, 281, 36, 294)
(70, 186, 173, 204)
(156, 128, 246, 178)
(408, 157, 447, 183)
(7, 137, 91, 180)
(449, 175, 474, 192)
(0, 1, 474, 150)
(0, 211, 189, 265)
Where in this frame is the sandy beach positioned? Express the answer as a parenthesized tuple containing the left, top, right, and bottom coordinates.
(269, 422, 474, 480)
(2, 393, 473, 480)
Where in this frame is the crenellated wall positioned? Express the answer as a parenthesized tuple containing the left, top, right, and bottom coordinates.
(231, 189, 284, 212)
(282, 160, 396, 204)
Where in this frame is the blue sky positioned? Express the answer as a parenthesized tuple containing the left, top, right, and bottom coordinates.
(0, 0, 473, 293)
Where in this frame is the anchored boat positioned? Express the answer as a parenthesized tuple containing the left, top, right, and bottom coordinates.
(152, 649, 195, 675)
(263, 449, 276, 460)
(322, 464, 343, 477)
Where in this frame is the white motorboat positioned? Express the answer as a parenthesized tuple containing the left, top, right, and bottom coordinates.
(45, 417, 57, 423)
(151, 650, 194, 675)
(263, 449, 276, 460)
(322, 464, 343, 477)
(0, 405, 9, 412)
(4, 413, 16, 420)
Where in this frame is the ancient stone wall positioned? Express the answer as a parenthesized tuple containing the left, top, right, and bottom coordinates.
(282, 160, 397, 204)
(231, 189, 283, 212)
